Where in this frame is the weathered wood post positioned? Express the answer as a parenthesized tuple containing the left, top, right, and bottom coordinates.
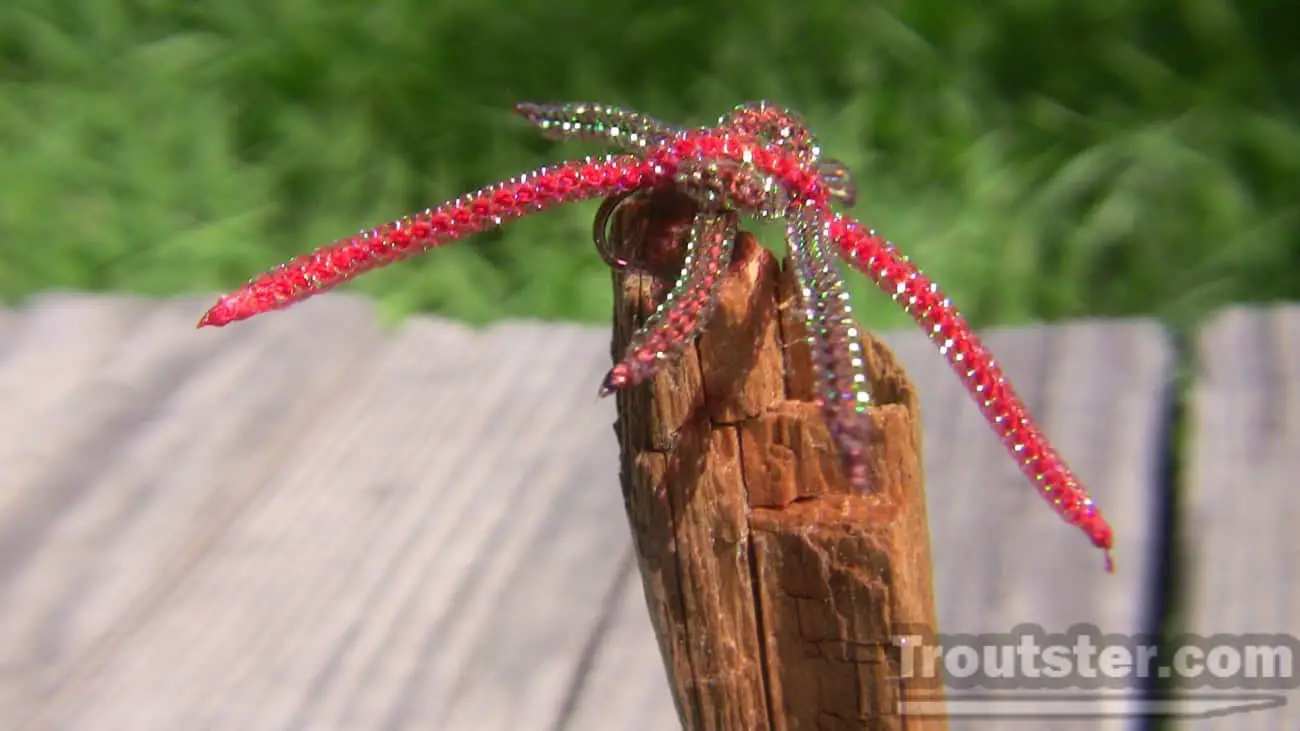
(608, 185, 948, 730)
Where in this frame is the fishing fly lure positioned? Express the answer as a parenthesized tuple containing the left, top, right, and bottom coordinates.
(199, 101, 1115, 571)
(522, 102, 873, 488)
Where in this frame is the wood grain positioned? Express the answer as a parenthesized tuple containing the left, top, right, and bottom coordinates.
(1179, 305, 1300, 731)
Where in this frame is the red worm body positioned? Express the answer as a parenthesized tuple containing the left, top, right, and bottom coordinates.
(830, 216, 1114, 568)
(199, 132, 828, 327)
(198, 112, 1115, 572)
(600, 207, 737, 396)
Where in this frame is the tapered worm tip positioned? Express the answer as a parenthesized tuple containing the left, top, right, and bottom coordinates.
(196, 310, 222, 328)
(197, 299, 240, 328)
(596, 371, 617, 398)
(598, 366, 635, 398)
(1103, 550, 1116, 574)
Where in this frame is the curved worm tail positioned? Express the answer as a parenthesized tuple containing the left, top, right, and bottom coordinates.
(829, 214, 1115, 572)
(786, 205, 873, 491)
(601, 210, 736, 396)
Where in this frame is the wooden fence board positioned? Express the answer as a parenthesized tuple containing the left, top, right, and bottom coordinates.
(0, 294, 150, 506)
(25, 314, 637, 731)
(384, 328, 638, 731)
(560, 565, 685, 731)
(0, 295, 1184, 731)
(0, 302, 18, 349)
(0, 293, 151, 722)
(1178, 305, 1300, 731)
(9, 295, 386, 729)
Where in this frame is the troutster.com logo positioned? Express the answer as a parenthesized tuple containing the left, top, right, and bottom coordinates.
(890, 624, 1295, 719)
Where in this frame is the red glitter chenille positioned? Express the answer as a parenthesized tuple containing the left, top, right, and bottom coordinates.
(600, 208, 737, 396)
(828, 215, 1114, 571)
(199, 132, 825, 328)
(199, 155, 655, 327)
(720, 102, 819, 160)
(198, 108, 1114, 572)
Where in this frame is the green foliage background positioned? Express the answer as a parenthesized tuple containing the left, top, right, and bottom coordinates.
(2, 0, 1297, 332)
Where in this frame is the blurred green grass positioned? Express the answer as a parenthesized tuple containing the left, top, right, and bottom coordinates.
(1, 0, 1297, 332)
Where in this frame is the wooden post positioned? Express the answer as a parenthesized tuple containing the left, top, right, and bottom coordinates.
(608, 186, 948, 731)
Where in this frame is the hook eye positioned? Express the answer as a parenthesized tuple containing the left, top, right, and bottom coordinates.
(592, 189, 641, 271)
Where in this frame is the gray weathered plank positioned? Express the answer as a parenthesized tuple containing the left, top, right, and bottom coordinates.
(0, 293, 153, 722)
(25, 309, 637, 731)
(6, 294, 387, 729)
(0, 300, 19, 352)
(1179, 305, 1300, 731)
(0, 294, 1179, 731)
(378, 326, 638, 731)
(0, 294, 151, 503)
(562, 566, 682, 731)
